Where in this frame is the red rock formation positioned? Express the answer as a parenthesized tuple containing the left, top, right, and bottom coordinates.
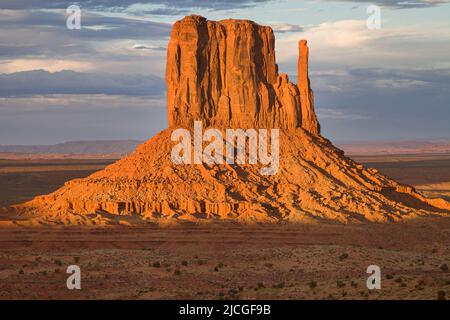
(166, 15, 318, 133)
(298, 40, 320, 135)
(10, 15, 450, 226)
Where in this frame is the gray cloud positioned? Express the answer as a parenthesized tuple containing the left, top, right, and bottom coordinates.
(271, 23, 304, 33)
(0, 10, 171, 66)
(309, 68, 450, 141)
(0, 0, 271, 12)
(0, 70, 165, 97)
(0, 94, 167, 144)
(327, 0, 450, 9)
(0, 10, 172, 42)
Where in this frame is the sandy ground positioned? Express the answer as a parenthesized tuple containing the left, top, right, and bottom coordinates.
(0, 221, 449, 300)
(0, 155, 449, 300)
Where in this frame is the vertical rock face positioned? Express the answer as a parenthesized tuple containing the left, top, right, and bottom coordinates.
(166, 15, 320, 133)
(298, 40, 320, 135)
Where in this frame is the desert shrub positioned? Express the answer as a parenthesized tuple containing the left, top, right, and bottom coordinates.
(308, 280, 317, 289)
(228, 289, 238, 296)
(53, 259, 63, 266)
(273, 282, 285, 289)
(336, 280, 346, 288)
(440, 264, 449, 272)
(437, 291, 446, 300)
(181, 260, 188, 266)
(174, 269, 181, 276)
(151, 261, 161, 268)
(386, 274, 394, 280)
(339, 253, 349, 261)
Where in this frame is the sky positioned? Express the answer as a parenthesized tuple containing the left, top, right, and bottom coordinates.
(1, 0, 450, 145)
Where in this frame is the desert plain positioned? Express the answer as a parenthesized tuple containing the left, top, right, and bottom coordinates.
(0, 153, 448, 300)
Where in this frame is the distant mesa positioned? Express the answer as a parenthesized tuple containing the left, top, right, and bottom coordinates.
(10, 15, 450, 226)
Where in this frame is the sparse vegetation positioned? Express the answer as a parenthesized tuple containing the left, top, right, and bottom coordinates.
(339, 253, 349, 261)
(53, 259, 63, 266)
(273, 282, 285, 289)
(307, 280, 317, 289)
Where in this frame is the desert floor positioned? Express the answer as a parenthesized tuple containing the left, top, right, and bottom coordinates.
(0, 154, 449, 300)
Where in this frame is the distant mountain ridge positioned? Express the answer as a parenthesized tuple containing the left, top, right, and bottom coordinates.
(2, 139, 450, 156)
(0, 140, 142, 155)
(337, 139, 450, 155)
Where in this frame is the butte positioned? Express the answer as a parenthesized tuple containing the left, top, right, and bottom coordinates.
(11, 15, 450, 225)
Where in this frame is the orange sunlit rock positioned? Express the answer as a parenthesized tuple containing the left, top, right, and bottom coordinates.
(13, 16, 449, 225)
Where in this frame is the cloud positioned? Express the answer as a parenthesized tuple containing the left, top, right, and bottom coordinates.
(270, 23, 303, 33)
(317, 108, 369, 120)
(131, 44, 166, 51)
(0, 60, 95, 73)
(276, 19, 450, 71)
(326, 0, 450, 9)
(0, 94, 167, 144)
(373, 79, 429, 89)
(0, 0, 271, 11)
(0, 10, 172, 42)
(311, 67, 450, 140)
(0, 70, 165, 97)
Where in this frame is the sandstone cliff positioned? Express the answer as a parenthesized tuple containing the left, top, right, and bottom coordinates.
(166, 15, 320, 133)
(10, 15, 450, 226)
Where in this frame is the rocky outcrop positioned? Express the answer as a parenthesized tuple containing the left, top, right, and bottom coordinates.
(298, 40, 320, 135)
(11, 15, 450, 226)
(166, 15, 319, 133)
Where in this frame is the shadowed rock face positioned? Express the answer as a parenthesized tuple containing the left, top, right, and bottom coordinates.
(166, 15, 320, 133)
